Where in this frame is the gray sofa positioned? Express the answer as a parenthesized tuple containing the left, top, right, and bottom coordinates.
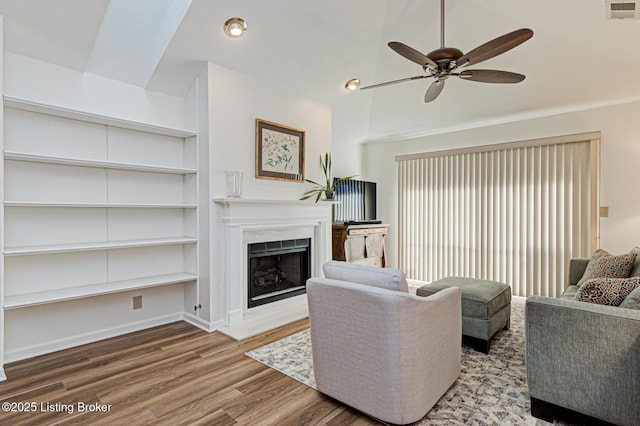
(525, 256, 640, 425)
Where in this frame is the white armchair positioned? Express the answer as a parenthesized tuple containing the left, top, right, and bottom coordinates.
(307, 261, 461, 425)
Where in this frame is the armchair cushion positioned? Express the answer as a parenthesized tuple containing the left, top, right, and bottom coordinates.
(577, 249, 636, 286)
(322, 260, 409, 292)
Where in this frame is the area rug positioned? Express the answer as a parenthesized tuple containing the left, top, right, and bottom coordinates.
(246, 298, 551, 425)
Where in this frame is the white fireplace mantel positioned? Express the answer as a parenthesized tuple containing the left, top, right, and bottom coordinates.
(214, 197, 334, 223)
(213, 198, 332, 339)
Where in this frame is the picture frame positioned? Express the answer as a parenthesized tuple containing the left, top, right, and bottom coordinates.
(255, 118, 305, 182)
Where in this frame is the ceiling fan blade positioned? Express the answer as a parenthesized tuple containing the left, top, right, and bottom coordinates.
(388, 42, 438, 69)
(458, 69, 525, 83)
(457, 28, 533, 67)
(360, 75, 430, 90)
(424, 79, 445, 103)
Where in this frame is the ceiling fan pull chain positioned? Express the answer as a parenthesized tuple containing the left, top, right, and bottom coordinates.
(440, 0, 446, 48)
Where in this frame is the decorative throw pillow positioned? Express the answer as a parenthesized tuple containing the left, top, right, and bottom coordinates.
(574, 277, 640, 306)
(620, 286, 640, 310)
(576, 249, 636, 287)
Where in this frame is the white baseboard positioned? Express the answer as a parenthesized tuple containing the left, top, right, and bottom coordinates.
(0, 368, 6, 382)
(4, 312, 184, 363)
(182, 312, 224, 333)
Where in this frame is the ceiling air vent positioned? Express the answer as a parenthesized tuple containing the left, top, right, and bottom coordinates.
(606, 1, 640, 19)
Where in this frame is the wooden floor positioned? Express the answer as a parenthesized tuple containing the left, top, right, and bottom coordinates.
(0, 319, 380, 425)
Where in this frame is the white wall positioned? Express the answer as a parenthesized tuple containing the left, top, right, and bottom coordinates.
(0, 16, 5, 380)
(206, 62, 331, 201)
(331, 97, 368, 179)
(331, 140, 365, 180)
(365, 100, 640, 267)
(4, 53, 190, 131)
(4, 286, 184, 362)
(2, 53, 194, 360)
(203, 62, 332, 325)
(186, 66, 211, 326)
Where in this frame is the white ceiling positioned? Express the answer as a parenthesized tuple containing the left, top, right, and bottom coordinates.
(1, 0, 640, 145)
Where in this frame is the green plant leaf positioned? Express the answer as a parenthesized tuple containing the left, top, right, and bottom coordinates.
(320, 154, 328, 184)
(300, 187, 324, 200)
(325, 153, 332, 187)
(304, 178, 324, 187)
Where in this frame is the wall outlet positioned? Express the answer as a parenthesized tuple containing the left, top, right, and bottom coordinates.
(133, 295, 143, 310)
(600, 206, 609, 218)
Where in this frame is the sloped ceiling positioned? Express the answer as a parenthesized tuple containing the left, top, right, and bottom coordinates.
(1, 0, 640, 145)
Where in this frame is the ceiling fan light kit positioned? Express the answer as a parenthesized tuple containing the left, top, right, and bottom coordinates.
(345, 78, 361, 91)
(360, 0, 533, 103)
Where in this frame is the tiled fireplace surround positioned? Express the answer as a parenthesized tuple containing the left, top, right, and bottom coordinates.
(214, 199, 332, 339)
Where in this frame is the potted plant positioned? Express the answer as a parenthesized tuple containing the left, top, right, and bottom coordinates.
(300, 152, 357, 203)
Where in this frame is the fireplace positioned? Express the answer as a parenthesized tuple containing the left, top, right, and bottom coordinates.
(248, 239, 310, 308)
(214, 198, 332, 338)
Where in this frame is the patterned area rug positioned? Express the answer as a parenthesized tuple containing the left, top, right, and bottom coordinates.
(246, 298, 551, 425)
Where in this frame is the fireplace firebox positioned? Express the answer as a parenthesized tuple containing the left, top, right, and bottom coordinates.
(247, 238, 311, 308)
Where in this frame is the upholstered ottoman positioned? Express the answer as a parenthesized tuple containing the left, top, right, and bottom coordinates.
(416, 277, 511, 353)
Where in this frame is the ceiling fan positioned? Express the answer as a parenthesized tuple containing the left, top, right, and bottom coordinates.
(360, 0, 534, 102)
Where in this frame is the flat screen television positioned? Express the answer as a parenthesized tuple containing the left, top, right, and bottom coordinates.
(332, 178, 380, 225)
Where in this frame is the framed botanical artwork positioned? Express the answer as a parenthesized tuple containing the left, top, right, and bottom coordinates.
(255, 118, 305, 182)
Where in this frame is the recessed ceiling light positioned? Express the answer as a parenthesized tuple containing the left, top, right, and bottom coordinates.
(345, 78, 360, 91)
(224, 17, 247, 38)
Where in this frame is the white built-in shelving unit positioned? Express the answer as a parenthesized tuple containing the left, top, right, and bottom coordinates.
(1, 97, 199, 310)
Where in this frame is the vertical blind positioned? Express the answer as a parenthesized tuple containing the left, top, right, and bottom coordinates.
(396, 134, 599, 297)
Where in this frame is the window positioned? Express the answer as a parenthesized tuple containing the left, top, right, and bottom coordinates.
(396, 133, 599, 297)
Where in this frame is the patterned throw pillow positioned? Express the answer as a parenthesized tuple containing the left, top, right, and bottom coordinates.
(574, 277, 640, 306)
(576, 249, 636, 287)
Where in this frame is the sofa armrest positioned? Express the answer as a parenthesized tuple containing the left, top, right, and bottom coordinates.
(567, 258, 590, 286)
(525, 296, 640, 425)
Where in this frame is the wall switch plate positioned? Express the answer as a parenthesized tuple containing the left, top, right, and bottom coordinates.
(133, 295, 142, 310)
(600, 206, 609, 218)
